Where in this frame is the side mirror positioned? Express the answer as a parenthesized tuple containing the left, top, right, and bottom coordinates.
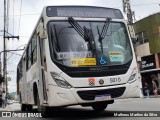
(128, 25, 136, 42)
(38, 22, 47, 39)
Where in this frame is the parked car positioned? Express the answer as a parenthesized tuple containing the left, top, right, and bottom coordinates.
(7, 100, 13, 105)
(13, 100, 19, 103)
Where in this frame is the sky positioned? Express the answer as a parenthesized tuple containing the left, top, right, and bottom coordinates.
(0, 0, 160, 93)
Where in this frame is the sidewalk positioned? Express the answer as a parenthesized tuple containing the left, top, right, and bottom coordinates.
(0, 107, 6, 111)
(143, 95, 160, 98)
(0, 105, 11, 111)
(115, 95, 160, 103)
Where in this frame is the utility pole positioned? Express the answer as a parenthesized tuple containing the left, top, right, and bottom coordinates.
(3, 0, 7, 93)
(3, 0, 19, 94)
(122, 0, 135, 24)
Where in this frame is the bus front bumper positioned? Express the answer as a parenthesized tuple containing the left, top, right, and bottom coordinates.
(46, 80, 140, 107)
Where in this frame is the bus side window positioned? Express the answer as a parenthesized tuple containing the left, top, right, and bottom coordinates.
(26, 43, 31, 70)
(31, 36, 37, 64)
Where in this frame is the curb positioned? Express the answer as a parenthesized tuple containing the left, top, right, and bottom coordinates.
(143, 95, 160, 98)
(115, 96, 160, 103)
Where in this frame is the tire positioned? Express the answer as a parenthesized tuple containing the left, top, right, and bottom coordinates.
(26, 105, 33, 111)
(21, 104, 27, 111)
(37, 93, 48, 117)
(21, 104, 33, 111)
(92, 103, 108, 112)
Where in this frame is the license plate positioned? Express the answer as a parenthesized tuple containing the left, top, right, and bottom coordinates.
(95, 94, 111, 101)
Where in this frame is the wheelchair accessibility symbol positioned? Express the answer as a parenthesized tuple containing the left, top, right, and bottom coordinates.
(99, 56, 107, 65)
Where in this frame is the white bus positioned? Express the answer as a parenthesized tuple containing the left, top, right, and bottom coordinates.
(17, 6, 140, 116)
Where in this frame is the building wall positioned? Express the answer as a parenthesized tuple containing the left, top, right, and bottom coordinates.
(133, 13, 160, 56)
(136, 42, 150, 57)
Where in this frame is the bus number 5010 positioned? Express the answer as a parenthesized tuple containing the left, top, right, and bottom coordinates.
(110, 77, 121, 83)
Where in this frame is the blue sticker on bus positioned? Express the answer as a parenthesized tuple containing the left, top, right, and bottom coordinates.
(99, 56, 107, 65)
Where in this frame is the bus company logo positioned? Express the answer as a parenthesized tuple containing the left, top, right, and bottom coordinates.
(88, 78, 95, 86)
(99, 79, 104, 85)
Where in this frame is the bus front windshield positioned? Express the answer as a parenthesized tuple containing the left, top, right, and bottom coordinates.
(48, 20, 132, 67)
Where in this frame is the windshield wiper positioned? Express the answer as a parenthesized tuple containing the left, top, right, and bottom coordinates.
(97, 18, 111, 53)
(68, 17, 95, 54)
(68, 17, 91, 41)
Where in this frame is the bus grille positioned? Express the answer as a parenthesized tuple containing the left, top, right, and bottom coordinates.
(77, 87, 126, 100)
(65, 69, 127, 77)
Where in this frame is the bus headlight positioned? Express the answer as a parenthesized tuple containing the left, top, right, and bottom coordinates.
(54, 78, 72, 89)
(128, 68, 137, 84)
(50, 72, 72, 89)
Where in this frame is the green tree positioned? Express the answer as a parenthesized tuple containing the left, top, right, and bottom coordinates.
(6, 93, 15, 100)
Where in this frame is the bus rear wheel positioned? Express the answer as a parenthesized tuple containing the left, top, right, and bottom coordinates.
(92, 103, 108, 112)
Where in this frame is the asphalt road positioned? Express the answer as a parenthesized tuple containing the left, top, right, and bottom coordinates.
(0, 97, 160, 120)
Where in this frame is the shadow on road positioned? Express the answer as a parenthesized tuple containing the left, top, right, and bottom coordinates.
(32, 107, 118, 119)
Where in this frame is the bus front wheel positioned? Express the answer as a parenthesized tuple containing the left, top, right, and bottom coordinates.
(92, 103, 108, 112)
(37, 93, 47, 117)
(21, 104, 32, 111)
(21, 104, 27, 111)
(26, 105, 33, 111)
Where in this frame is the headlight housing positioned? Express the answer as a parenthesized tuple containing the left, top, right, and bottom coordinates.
(128, 68, 137, 84)
(50, 72, 72, 89)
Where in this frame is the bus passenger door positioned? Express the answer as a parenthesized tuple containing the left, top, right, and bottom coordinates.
(38, 36, 48, 103)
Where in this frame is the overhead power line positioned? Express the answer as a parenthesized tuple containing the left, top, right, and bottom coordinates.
(0, 2, 158, 18)
(13, 0, 15, 36)
(0, 13, 40, 18)
(18, 0, 22, 37)
(131, 3, 160, 7)
(115, 2, 160, 9)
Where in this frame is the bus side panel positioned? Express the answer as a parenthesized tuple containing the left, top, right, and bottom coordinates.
(21, 77, 25, 103)
(17, 78, 21, 102)
(21, 55, 28, 104)
(26, 61, 39, 104)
